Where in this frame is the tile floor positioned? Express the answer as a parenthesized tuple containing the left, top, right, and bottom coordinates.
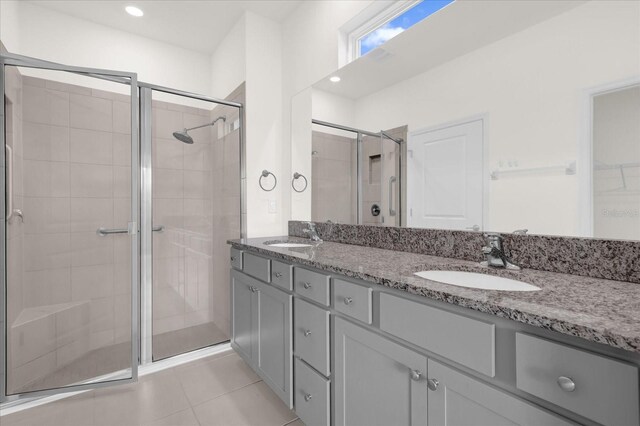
(2, 350, 303, 426)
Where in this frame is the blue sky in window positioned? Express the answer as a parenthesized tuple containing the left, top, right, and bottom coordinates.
(360, 0, 454, 55)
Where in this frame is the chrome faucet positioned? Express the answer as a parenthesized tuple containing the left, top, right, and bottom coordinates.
(303, 221, 322, 242)
(481, 233, 520, 270)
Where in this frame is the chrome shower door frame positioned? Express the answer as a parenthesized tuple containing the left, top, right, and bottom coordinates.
(0, 52, 141, 403)
(138, 82, 245, 365)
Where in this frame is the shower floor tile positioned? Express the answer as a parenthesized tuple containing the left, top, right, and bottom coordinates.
(1, 350, 302, 426)
(153, 322, 229, 361)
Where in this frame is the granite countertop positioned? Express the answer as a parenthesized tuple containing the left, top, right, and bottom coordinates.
(229, 236, 640, 355)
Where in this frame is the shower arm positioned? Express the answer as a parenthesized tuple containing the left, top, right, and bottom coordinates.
(184, 117, 225, 132)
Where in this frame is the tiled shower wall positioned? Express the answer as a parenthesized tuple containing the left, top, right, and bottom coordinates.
(151, 84, 242, 354)
(311, 131, 356, 224)
(210, 85, 243, 338)
(151, 100, 217, 338)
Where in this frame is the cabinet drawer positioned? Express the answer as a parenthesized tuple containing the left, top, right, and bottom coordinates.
(230, 247, 243, 270)
(294, 357, 330, 426)
(293, 267, 330, 306)
(516, 333, 639, 426)
(333, 279, 372, 324)
(379, 293, 495, 377)
(294, 298, 330, 376)
(243, 252, 271, 282)
(271, 260, 292, 291)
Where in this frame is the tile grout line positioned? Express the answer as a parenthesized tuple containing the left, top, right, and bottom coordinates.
(189, 378, 265, 413)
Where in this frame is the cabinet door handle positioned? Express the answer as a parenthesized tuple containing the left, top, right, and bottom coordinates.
(557, 376, 576, 392)
(249, 286, 258, 293)
(410, 370, 422, 381)
(344, 297, 353, 305)
(303, 282, 312, 289)
(304, 393, 312, 402)
(274, 272, 283, 278)
(230, 256, 236, 262)
(304, 329, 312, 337)
(427, 378, 439, 391)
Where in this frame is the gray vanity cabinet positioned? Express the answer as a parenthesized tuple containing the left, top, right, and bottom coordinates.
(230, 269, 293, 408)
(427, 360, 573, 426)
(231, 270, 254, 361)
(334, 317, 428, 426)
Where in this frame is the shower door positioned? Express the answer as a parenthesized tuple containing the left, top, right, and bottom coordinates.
(139, 85, 242, 363)
(1, 53, 139, 400)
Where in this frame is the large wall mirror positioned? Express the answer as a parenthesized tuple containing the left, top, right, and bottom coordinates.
(290, 0, 640, 240)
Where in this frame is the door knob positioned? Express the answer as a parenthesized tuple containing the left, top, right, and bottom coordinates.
(304, 329, 312, 337)
(304, 393, 312, 402)
(274, 272, 283, 278)
(427, 378, 439, 391)
(249, 286, 258, 293)
(303, 282, 312, 289)
(344, 297, 353, 305)
(410, 370, 422, 381)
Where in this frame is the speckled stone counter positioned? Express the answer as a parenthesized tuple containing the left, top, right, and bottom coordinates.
(229, 236, 640, 354)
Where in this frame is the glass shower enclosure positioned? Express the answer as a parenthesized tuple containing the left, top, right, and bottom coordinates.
(1, 52, 243, 403)
(1, 53, 139, 398)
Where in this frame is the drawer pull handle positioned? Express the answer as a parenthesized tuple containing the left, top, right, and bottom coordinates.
(274, 272, 283, 278)
(303, 282, 312, 289)
(427, 378, 439, 391)
(304, 329, 312, 337)
(410, 370, 422, 381)
(344, 297, 353, 305)
(304, 393, 312, 402)
(249, 286, 258, 293)
(557, 376, 576, 392)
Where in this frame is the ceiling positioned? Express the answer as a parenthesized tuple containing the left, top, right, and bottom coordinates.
(27, 0, 302, 54)
(313, 0, 586, 99)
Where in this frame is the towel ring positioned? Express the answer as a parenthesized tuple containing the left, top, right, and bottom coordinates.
(259, 170, 277, 191)
(292, 172, 308, 193)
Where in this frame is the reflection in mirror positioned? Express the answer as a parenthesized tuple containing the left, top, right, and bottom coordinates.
(310, 120, 404, 226)
(592, 85, 640, 240)
(291, 0, 640, 240)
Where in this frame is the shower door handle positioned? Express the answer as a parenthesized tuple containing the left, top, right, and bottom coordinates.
(6, 145, 14, 222)
(388, 176, 397, 217)
(153, 225, 164, 233)
(97, 224, 164, 236)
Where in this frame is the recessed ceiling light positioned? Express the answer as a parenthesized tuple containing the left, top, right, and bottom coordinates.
(329, 76, 341, 83)
(125, 6, 144, 17)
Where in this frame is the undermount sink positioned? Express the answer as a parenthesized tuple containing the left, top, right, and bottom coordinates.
(414, 270, 540, 292)
(266, 241, 313, 248)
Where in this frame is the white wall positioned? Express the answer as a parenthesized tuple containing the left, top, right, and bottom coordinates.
(349, 1, 640, 237)
(210, 15, 246, 99)
(244, 11, 284, 237)
(0, 1, 212, 96)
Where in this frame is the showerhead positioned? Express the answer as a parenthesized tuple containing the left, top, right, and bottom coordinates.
(171, 115, 226, 144)
(172, 129, 194, 144)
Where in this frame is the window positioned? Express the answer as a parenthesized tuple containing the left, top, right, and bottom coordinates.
(351, 0, 454, 60)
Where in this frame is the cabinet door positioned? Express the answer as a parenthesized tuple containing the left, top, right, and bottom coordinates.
(255, 280, 293, 408)
(334, 317, 428, 426)
(427, 360, 573, 426)
(231, 270, 254, 362)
